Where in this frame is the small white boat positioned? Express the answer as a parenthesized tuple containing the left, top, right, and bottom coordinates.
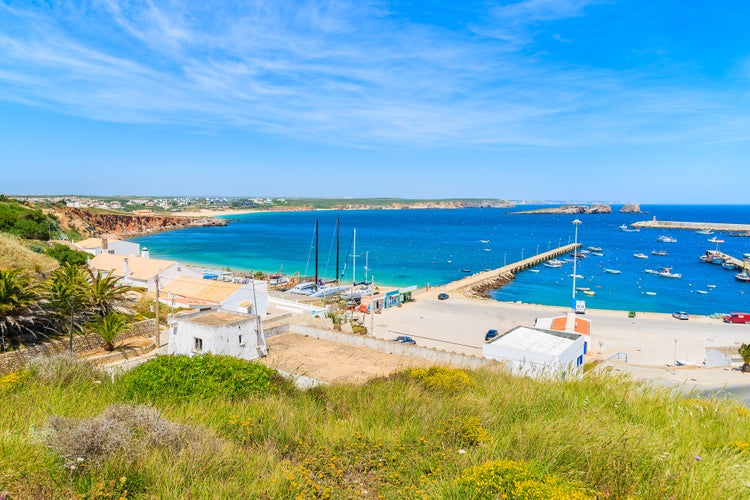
(657, 235, 677, 243)
(723, 262, 736, 270)
(708, 237, 725, 244)
(479, 239, 490, 244)
(736, 273, 750, 283)
(591, 252, 605, 257)
(603, 268, 621, 274)
(644, 291, 657, 296)
(575, 286, 590, 291)
(696, 229, 714, 235)
(644, 269, 660, 275)
(634, 253, 648, 259)
(569, 274, 585, 279)
(696, 290, 708, 294)
(583, 290, 596, 296)
(587, 246, 603, 252)
(620, 224, 639, 232)
(706, 284, 716, 289)
(528, 269, 540, 273)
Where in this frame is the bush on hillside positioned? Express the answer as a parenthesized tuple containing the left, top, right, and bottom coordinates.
(116, 354, 288, 402)
(0, 201, 56, 240)
(46, 244, 88, 266)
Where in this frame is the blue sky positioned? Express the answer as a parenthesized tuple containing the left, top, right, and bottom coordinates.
(1, 1, 749, 203)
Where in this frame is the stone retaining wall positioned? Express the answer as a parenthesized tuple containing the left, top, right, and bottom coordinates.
(0, 319, 156, 373)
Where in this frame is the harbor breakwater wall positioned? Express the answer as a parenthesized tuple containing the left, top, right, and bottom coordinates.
(632, 220, 750, 232)
(438, 243, 582, 298)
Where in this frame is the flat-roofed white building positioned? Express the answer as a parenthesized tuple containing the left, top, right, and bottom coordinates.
(89, 253, 201, 291)
(534, 312, 591, 355)
(73, 237, 140, 257)
(161, 276, 269, 316)
(168, 310, 266, 360)
(483, 326, 585, 379)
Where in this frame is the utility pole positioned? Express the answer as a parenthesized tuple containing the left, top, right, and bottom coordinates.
(68, 295, 75, 354)
(154, 272, 160, 348)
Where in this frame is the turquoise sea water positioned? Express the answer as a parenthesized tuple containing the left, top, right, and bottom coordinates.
(130, 205, 750, 316)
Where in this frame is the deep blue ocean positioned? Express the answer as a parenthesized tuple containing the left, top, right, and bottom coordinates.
(130, 205, 750, 316)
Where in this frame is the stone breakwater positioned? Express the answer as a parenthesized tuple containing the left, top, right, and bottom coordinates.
(462, 271, 516, 298)
(52, 207, 227, 237)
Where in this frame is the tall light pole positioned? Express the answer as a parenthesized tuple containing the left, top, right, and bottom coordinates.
(571, 219, 582, 311)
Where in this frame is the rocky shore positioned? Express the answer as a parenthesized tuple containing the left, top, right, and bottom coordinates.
(510, 204, 612, 215)
(51, 207, 227, 238)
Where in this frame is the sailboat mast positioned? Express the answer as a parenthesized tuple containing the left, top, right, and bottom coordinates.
(336, 218, 340, 284)
(352, 228, 357, 284)
(314, 219, 319, 291)
(365, 251, 369, 283)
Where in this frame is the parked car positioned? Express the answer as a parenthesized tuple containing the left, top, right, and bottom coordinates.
(672, 311, 689, 320)
(392, 335, 416, 345)
(723, 312, 750, 324)
(485, 329, 499, 341)
(437, 293, 449, 300)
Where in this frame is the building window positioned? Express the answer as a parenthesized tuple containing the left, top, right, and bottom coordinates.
(108, 249, 115, 254)
(194, 337, 203, 352)
(238, 335, 244, 346)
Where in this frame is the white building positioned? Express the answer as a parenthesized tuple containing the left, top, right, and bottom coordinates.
(483, 326, 586, 379)
(74, 237, 141, 257)
(168, 310, 266, 360)
(160, 276, 269, 316)
(89, 253, 201, 291)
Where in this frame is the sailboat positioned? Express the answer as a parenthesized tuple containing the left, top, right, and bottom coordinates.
(341, 228, 375, 301)
(310, 218, 349, 298)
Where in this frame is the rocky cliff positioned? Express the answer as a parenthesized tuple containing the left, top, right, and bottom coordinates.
(51, 207, 226, 238)
(511, 204, 612, 215)
(619, 204, 642, 213)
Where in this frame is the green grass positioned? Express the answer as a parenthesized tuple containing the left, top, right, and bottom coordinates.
(0, 232, 58, 272)
(1, 358, 749, 499)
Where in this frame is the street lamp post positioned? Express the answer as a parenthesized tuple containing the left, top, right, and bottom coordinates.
(571, 219, 582, 311)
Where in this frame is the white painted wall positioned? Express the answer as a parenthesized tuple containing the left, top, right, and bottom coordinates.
(168, 315, 261, 360)
(483, 330, 585, 379)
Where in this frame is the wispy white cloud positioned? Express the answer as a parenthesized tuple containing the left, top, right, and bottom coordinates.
(0, 1, 746, 148)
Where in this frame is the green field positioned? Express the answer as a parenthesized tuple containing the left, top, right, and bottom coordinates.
(1, 355, 748, 499)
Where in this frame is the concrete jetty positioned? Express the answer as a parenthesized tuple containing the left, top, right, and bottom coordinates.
(632, 220, 750, 233)
(431, 243, 582, 297)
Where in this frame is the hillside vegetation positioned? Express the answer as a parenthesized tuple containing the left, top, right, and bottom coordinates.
(0, 233, 57, 272)
(1, 355, 748, 499)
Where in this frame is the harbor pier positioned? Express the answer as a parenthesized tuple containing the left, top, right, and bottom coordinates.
(632, 220, 750, 233)
(433, 243, 582, 297)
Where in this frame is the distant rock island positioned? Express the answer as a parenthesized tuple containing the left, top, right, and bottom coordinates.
(511, 204, 612, 215)
(619, 204, 642, 213)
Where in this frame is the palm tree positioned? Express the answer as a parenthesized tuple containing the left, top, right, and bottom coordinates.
(90, 312, 129, 351)
(85, 269, 133, 317)
(0, 269, 43, 350)
(45, 263, 89, 335)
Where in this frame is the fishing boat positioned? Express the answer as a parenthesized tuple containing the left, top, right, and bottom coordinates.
(736, 273, 750, 283)
(570, 252, 587, 259)
(587, 246, 603, 252)
(657, 235, 677, 243)
(633, 253, 648, 259)
(722, 262, 737, 270)
(603, 268, 621, 274)
(651, 250, 667, 256)
(657, 267, 681, 279)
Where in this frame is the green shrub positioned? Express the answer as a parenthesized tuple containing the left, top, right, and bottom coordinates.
(116, 354, 287, 402)
(46, 243, 89, 266)
(455, 459, 595, 499)
(403, 366, 477, 392)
